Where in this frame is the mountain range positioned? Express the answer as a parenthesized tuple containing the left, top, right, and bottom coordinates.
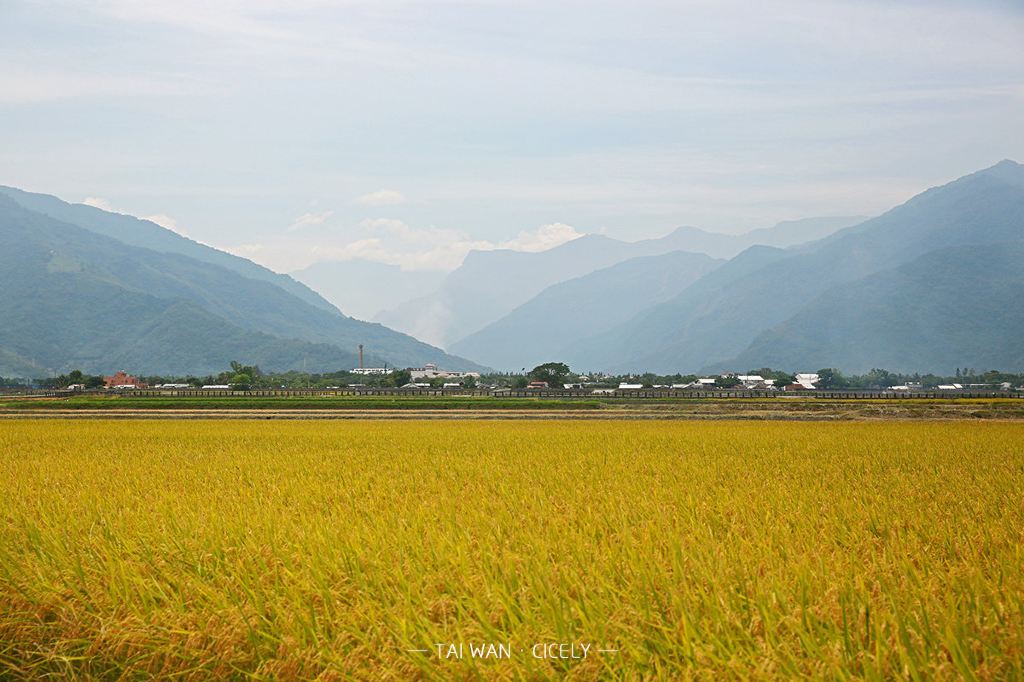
(449, 250, 723, 370)
(0, 188, 481, 377)
(374, 215, 864, 348)
(554, 160, 1024, 374)
(2, 160, 1020, 379)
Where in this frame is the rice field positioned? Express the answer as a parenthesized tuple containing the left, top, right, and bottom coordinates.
(1, 420, 1022, 679)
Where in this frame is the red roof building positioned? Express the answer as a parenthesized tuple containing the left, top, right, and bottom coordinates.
(104, 370, 147, 389)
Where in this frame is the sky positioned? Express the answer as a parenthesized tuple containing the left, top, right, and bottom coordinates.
(2, 0, 1022, 272)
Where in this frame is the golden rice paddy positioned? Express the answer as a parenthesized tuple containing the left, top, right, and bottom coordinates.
(1, 420, 1022, 679)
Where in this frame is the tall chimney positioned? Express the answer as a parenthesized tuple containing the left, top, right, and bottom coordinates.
(358, 344, 364, 369)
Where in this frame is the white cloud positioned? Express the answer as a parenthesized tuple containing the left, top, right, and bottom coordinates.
(81, 197, 189, 237)
(497, 223, 582, 252)
(82, 197, 114, 212)
(302, 218, 583, 272)
(232, 243, 266, 257)
(144, 213, 188, 237)
(0, 68, 193, 104)
(355, 190, 406, 206)
(287, 210, 334, 231)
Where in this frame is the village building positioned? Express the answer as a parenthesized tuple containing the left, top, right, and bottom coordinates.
(409, 363, 481, 381)
(794, 373, 820, 390)
(104, 370, 147, 389)
(350, 367, 393, 375)
(736, 375, 777, 389)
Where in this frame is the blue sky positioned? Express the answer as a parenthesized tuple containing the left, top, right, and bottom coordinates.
(2, 0, 1022, 271)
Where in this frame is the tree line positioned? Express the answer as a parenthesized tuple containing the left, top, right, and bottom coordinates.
(6, 363, 1023, 391)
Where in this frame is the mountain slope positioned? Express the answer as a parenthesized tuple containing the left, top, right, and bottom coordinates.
(726, 242, 1024, 373)
(571, 160, 1024, 373)
(567, 245, 792, 371)
(0, 199, 359, 375)
(450, 250, 722, 370)
(0, 185, 336, 313)
(0, 195, 482, 375)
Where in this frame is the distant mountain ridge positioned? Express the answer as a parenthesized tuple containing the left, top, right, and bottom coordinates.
(0, 192, 483, 377)
(724, 241, 1024, 373)
(375, 216, 863, 348)
(0, 186, 335, 313)
(632, 216, 868, 259)
(567, 160, 1024, 374)
(450, 250, 723, 370)
(5, 161, 1018, 378)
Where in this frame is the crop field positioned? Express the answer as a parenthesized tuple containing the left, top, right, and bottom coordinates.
(1, 420, 1022, 679)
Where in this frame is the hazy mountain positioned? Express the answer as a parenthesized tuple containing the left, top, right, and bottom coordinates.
(377, 216, 859, 348)
(723, 242, 1024, 373)
(0, 185, 335, 313)
(567, 244, 792, 372)
(0, 194, 482, 376)
(376, 234, 641, 347)
(637, 216, 866, 259)
(291, 260, 445, 322)
(570, 160, 1024, 373)
(450, 251, 722, 370)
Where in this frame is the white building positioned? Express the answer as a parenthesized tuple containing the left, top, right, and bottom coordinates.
(350, 367, 393, 375)
(794, 373, 820, 390)
(409, 363, 481, 381)
(736, 375, 776, 389)
(618, 383, 643, 390)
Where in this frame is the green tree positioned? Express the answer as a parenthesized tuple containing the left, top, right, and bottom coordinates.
(387, 369, 412, 387)
(528, 362, 571, 388)
(864, 368, 894, 388)
(715, 375, 741, 388)
(816, 368, 847, 389)
(748, 367, 795, 387)
(229, 373, 252, 390)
